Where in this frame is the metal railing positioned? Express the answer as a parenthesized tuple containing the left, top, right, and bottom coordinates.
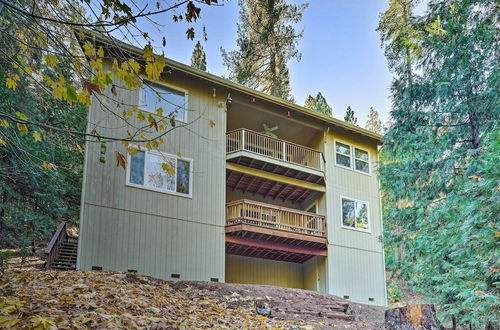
(226, 129, 324, 171)
(226, 199, 326, 237)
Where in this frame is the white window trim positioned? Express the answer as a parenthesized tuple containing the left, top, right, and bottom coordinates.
(339, 195, 371, 233)
(334, 140, 353, 170)
(334, 140, 372, 176)
(138, 79, 189, 123)
(353, 146, 371, 176)
(125, 146, 193, 199)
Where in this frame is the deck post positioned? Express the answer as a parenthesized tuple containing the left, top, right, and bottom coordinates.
(282, 141, 286, 161)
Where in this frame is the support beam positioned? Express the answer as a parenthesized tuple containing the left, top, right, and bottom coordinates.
(232, 173, 246, 192)
(226, 235, 328, 257)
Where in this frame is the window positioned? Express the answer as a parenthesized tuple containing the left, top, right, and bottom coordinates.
(335, 142, 351, 168)
(140, 83, 187, 122)
(127, 149, 192, 197)
(341, 197, 369, 231)
(354, 148, 370, 174)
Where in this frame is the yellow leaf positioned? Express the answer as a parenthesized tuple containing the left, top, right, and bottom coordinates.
(44, 53, 59, 67)
(137, 111, 146, 121)
(6, 78, 16, 90)
(162, 162, 175, 176)
(16, 123, 28, 134)
(155, 108, 163, 116)
(116, 151, 126, 169)
(209, 120, 215, 128)
(0, 120, 9, 127)
(0, 305, 16, 313)
(128, 59, 140, 73)
(77, 90, 91, 106)
(128, 147, 138, 156)
(0, 137, 7, 147)
(146, 142, 152, 151)
(0, 315, 21, 328)
(30, 316, 55, 330)
(15, 111, 28, 120)
(83, 41, 96, 57)
(176, 152, 182, 158)
(33, 132, 42, 142)
(97, 46, 104, 58)
(42, 161, 58, 171)
(143, 44, 154, 60)
(145, 56, 166, 81)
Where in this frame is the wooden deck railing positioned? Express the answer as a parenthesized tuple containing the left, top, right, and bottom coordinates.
(45, 221, 67, 269)
(226, 129, 324, 171)
(226, 199, 326, 237)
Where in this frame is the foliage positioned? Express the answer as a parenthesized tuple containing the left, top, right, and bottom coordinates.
(221, 0, 307, 101)
(378, 0, 499, 327)
(190, 41, 207, 71)
(343, 106, 357, 125)
(387, 280, 404, 303)
(364, 107, 382, 134)
(304, 92, 332, 116)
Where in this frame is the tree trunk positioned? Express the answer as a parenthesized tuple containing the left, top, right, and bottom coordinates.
(385, 304, 443, 330)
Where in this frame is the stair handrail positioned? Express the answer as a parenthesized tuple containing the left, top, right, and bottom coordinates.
(45, 221, 67, 269)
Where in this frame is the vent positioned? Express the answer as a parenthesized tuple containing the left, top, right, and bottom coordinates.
(369, 298, 374, 302)
(91, 266, 102, 271)
(210, 278, 219, 282)
(343, 295, 349, 299)
(127, 269, 137, 273)
(171, 273, 180, 279)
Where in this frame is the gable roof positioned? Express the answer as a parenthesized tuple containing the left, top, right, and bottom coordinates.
(76, 28, 383, 144)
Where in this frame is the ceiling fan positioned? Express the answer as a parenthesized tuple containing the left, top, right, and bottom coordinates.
(261, 123, 279, 138)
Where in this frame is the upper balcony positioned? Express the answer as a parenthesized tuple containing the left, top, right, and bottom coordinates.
(225, 199, 327, 263)
(226, 129, 325, 182)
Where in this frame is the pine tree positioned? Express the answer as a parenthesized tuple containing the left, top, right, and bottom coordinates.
(343, 106, 357, 125)
(365, 107, 382, 134)
(221, 0, 307, 101)
(190, 41, 207, 71)
(304, 92, 332, 116)
(378, 0, 499, 327)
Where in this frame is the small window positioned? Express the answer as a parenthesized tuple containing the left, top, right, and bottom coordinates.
(335, 142, 352, 168)
(140, 83, 186, 122)
(341, 197, 369, 231)
(128, 149, 192, 197)
(354, 148, 370, 174)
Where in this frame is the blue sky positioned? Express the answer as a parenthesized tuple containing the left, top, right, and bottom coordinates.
(123, 0, 399, 125)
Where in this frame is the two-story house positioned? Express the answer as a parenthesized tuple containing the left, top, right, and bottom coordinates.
(76, 30, 387, 306)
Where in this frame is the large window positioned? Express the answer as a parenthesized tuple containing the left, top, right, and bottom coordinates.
(140, 83, 187, 122)
(341, 197, 369, 231)
(335, 142, 352, 168)
(354, 148, 370, 174)
(127, 149, 192, 197)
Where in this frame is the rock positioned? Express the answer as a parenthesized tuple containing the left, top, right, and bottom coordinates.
(147, 307, 161, 314)
(384, 304, 443, 330)
(256, 307, 272, 317)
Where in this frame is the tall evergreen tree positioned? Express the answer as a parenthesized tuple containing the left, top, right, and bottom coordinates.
(365, 107, 382, 134)
(378, 0, 499, 327)
(304, 92, 332, 116)
(190, 41, 207, 71)
(221, 0, 308, 101)
(344, 106, 357, 125)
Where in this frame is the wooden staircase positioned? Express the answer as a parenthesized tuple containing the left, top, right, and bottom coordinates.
(51, 239, 78, 270)
(45, 222, 78, 271)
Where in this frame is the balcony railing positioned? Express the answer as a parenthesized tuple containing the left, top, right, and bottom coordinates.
(226, 199, 326, 237)
(226, 129, 324, 171)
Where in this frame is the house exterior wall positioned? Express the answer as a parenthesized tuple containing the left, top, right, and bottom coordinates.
(77, 66, 227, 282)
(323, 128, 387, 306)
(77, 59, 386, 305)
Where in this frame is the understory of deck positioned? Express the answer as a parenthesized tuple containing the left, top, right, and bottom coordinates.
(225, 223, 328, 264)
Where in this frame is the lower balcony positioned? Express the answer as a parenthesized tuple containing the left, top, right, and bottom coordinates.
(225, 199, 327, 263)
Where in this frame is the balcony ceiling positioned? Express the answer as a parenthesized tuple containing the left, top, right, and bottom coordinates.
(226, 169, 319, 204)
(227, 100, 323, 148)
(226, 225, 327, 263)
